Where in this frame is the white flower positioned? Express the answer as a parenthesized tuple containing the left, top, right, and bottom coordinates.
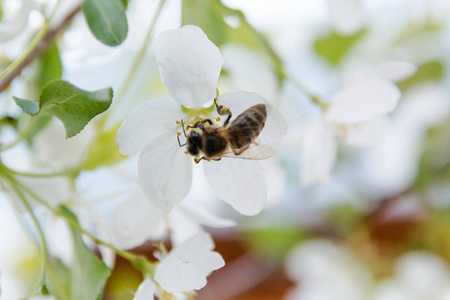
(0, 196, 41, 300)
(154, 232, 225, 293)
(373, 252, 450, 300)
(285, 240, 372, 300)
(327, 0, 364, 36)
(300, 62, 415, 186)
(116, 25, 287, 216)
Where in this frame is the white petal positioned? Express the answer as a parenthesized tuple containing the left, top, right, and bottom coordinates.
(344, 117, 391, 147)
(203, 159, 266, 216)
(356, 62, 417, 82)
(325, 77, 401, 124)
(218, 91, 287, 144)
(16, 176, 70, 208)
(116, 97, 183, 155)
(179, 202, 236, 229)
(156, 25, 223, 108)
(133, 279, 155, 300)
(300, 119, 337, 186)
(328, 0, 364, 35)
(110, 189, 164, 249)
(155, 233, 225, 293)
(138, 134, 193, 213)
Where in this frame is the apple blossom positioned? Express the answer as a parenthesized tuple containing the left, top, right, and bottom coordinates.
(300, 62, 416, 186)
(116, 25, 287, 216)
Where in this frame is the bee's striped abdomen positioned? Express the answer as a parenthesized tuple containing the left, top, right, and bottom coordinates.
(228, 104, 267, 153)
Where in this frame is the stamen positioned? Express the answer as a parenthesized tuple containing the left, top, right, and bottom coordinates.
(207, 160, 211, 162)
(177, 132, 181, 136)
(184, 151, 188, 155)
(194, 157, 200, 163)
(175, 120, 181, 124)
(199, 117, 203, 121)
(216, 117, 221, 122)
(189, 120, 194, 124)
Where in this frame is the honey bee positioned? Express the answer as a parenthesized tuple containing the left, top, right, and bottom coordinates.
(178, 99, 275, 163)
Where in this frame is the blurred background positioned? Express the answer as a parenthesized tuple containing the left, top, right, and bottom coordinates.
(2, 0, 450, 299)
(100, 0, 450, 299)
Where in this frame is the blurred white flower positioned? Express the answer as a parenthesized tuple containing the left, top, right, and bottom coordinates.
(328, 0, 364, 36)
(300, 62, 415, 186)
(116, 25, 287, 216)
(285, 240, 372, 300)
(154, 232, 225, 293)
(373, 252, 450, 300)
(0, 197, 41, 300)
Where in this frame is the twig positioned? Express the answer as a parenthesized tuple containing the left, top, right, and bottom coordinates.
(0, 5, 82, 92)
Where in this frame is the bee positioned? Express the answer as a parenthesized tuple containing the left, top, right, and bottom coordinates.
(178, 99, 275, 163)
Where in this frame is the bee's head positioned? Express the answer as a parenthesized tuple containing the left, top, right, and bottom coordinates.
(186, 130, 201, 156)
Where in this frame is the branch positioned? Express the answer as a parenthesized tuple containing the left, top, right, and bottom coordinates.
(0, 5, 82, 92)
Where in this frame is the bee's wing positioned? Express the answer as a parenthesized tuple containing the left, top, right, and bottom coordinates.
(222, 143, 276, 160)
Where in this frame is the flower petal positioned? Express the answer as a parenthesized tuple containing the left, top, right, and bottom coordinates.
(325, 77, 401, 124)
(218, 91, 287, 144)
(356, 62, 417, 82)
(138, 133, 193, 213)
(328, 0, 364, 36)
(156, 25, 223, 108)
(133, 279, 155, 300)
(116, 96, 183, 155)
(300, 119, 337, 186)
(154, 233, 224, 293)
(203, 159, 266, 216)
(110, 189, 164, 249)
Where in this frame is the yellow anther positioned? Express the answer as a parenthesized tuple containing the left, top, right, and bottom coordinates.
(189, 120, 194, 124)
(175, 120, 181, 124)
(216, 117, 221, 122)
(184, 151, 188, 155)
(177, 132, 181, 136)
(199, 117, 203, 121)
(194, 157, 199, 163)
(207, 160, 211, 162)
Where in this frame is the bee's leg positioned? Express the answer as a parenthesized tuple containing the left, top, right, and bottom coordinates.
(214, 98, 232, 127)
(188, 119, 213, 130)
(194, 156, 207, 164)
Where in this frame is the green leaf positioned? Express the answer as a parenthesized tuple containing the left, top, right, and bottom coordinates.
(38, 42, 62, 90)
(13, 80, 113, 138)
(46, 258, 71, 300)
(397, 60, 443, 91)
(82, 123, 126, 170)
(39, 80, 113, 138)
(13, 97, 39, 115)
(119, 0, 128, 9)
(83, 0, 128, 46)
(58, 206, 111, 300)
(182, 0, 285, 85)
(314, 30, 365, 65)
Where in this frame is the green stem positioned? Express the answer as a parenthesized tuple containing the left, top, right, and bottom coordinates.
(4, 173, 48, 294)
(0, 26, 48, 81)
(0, 164, 156, 272)
(0, 0, 60, 81)
(7, 166, 80, 178)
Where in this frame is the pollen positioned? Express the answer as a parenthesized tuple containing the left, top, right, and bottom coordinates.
(175, 120, 181, 124)
(199, 117, 203, 121)
(194, 157, 199, 163)
(208, 160, 211, 162)
(189, 120, 194, 124)
(184, 151, 188, 155)
(177, 132, 181, 136)
(216, 117, 221, 122)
